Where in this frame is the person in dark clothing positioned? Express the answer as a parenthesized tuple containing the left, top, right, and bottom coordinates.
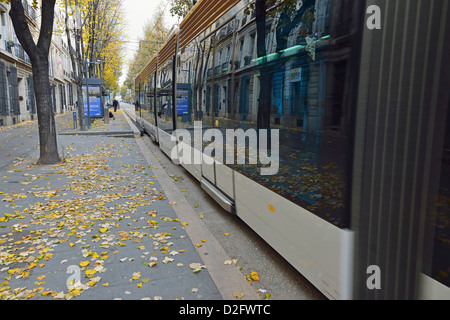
(159, 102, 167, 118)
(113, 99, 119, 112)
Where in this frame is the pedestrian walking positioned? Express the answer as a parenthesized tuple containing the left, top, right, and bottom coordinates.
(113, 99, 119, 112)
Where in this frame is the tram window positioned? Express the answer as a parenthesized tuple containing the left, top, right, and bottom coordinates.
(157, 59, 174, 133)
(167, 0, 359, 228)
(138, 79, 155, 128)
(214, 0, 357, 228)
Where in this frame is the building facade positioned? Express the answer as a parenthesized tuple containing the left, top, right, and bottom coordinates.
(0, 0, 78, 127)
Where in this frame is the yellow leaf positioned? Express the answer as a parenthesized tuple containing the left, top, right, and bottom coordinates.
(43, 253, 53, 261)
(37, 275, 46, 281)
(250, 271, 260, 282)
(85, 269, 97, 277)
(137, 282, 142, 288)
(99, 228, 108, 233)
(68, 288, 81, 296)
(27, 262, 37, 270)
(102, 283, 109, 287)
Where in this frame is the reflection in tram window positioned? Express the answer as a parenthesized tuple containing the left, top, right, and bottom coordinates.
(169, 0, 357, 228)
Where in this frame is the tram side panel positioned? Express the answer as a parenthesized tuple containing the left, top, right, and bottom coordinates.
(168, 0, 361, 300)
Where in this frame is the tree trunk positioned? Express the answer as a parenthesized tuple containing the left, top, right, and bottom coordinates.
(9, 0, 60, 165)
(75, 77, 86, 130)
(33, 59, 61, 165)
(256, 0, 272, 130)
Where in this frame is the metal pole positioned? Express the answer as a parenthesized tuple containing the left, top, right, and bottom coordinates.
(85, 57, 91, 129)
(172, 28, 180, 131)
(99, 60, 104, 118)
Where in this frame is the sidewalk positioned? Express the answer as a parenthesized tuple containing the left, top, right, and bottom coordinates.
(0, 110, 257, 300)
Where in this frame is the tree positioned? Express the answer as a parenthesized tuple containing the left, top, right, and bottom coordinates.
(60, 0, 126, 129)
(6, 0, 61, 165)
(169, 0, 195, 20)
(63, 0, 87, 131)
(255, 0, 271, 131)
(124, 4, 169, 91)
(78, 0, 125, 84)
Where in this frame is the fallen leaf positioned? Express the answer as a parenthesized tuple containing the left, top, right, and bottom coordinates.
(163, 257, 174, 264)
(132, 272, 141, 280)
(250, 271, 260, 282)
(80, 261, 90, 268)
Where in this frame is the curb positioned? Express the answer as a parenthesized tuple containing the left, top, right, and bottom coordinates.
(122, 111, 260, 301)
(58, 130, 136, 137)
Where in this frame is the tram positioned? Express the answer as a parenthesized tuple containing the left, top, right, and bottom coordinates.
(134, 0, 450, 300)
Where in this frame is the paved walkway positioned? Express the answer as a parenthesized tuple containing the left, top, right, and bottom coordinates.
(0, 109, 257, 300)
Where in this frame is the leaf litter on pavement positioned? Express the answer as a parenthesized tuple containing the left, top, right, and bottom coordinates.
(0, 136, 208, 300)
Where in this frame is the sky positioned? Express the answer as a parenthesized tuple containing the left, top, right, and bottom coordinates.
(119, 0, 179, 87)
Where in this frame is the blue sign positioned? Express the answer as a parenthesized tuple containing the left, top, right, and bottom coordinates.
(177, 90, 189, 115)
(83, 85, 103, 118)
(84, 96, 102, 117)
